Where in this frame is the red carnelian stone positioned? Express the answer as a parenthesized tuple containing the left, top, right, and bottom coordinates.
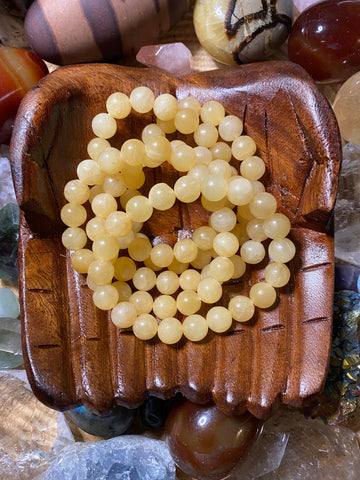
(0, 47, 48, 144)
(288, 0, 360, 83)
(165, 400, 261, 479)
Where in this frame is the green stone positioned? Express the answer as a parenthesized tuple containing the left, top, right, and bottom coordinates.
(0, 202, 19, 282)
(0, 287, 20, 318)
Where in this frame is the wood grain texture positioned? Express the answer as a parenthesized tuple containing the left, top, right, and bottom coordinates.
(10, 62, 341, 418)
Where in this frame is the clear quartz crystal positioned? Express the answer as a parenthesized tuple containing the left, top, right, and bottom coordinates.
(335, 142, 360, 266)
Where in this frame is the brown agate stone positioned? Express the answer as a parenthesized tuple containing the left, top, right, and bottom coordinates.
(10, 62, 341, 418)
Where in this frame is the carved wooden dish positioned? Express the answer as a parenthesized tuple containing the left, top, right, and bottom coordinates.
(10, 62, 341, 419)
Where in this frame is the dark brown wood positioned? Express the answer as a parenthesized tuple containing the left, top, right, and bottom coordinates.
(10, 62, 342, 418)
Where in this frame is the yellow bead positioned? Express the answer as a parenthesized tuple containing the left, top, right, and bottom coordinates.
(153, 93, 178, 121)
(171, 144, 197, 172)
(201, 174, 228, 202)
(231, 222, 249, 246)
(218, 115, 243, 142)
(206, 306, 233, 333)
(157, 317, 183, 344)
(174, 175, 201, 203)
(119, 189, 140, 210)
(173, 239, 198, 264)
(263, 213, 291, 240)
(174, 108, 200, 134)
(197, 278, 222, 304)
(86, 216, 106, 241)
(183, 314, 208, 342)
(128, 236, 152, 262)
(64, 180, 90, 204)
(89, 185, 104, 203)
(188, 164, 210, 183)
(168, 258, 189, 275)
(210, 207, 237, 232)
(123, 166, 145, 190)
(133, 314, 158, 340)
(194, 145, 212, 165)
(60, 203, 87, 227)
(201, 195, 228, 212)
(230, 255, 246, 279)
(102, 172, 126, 198)
(92, 113, 117, 139)
(148, 183, 176, 211)
(126, 195, 153, 222)
(190, 250, 212, 270)
(156, 117, 177, 134)
(106, 91, 131, 119)
(178, 96, 201, 114)
(227, 177, 254, 206)
(92, 234, 120, 261)
(88, 259, 115, 285)
(210, 142, 232, 162)
(132, 267, 157, 291)
(87, 137, 111, 160)
(192, 226, 217, 251)
(249, 282, 277, 308)
(156, 270, 180, 295)
(176, 290, 201, 315)
(268, 238, 296, 263)
(201, 100, 225, 126)
(249, 192, 277, 219)
(62, 227, 87, 251)
(228, 295, 254, 322)
(246, 219, 267, 242)
(208, 159, 232, 179)
(105, 211, 132, 237)
(145, 135, 171, 165)
(213, 232, 239, 257)
(194, 122, 218, 148)
(179, 269, 201, 290)
(153, 295, 177, 319)
(129, 290, 154, 314)
(93, 284, 119, 310)
(240, 240, 266, 265)
(113, 256, 137, 282)
(71, 248, 94, 273)
(231, 135, 257, 160)
(77, 159, 104, 185)
(150, 243, 174, 268)
(129, 86, 154, 113)
(117, 230, 135, 249)
(91, 193, 117, 218)
(112, 280, 132, 301)
(209, 256, 235, 282)
(97, 147, 122, 174)
(240, 156, 266, 181)
(111, 301, 137, 328)
(252, 180, 266, 194)
(264, 262, 291, 288)
(120, 138, 145, 167)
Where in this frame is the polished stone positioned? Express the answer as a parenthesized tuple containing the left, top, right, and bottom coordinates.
(136, 43, 192, 77)
(333, 72, 360, 145)
(0, 287, 20, 318)
(0, 147, 17, 209)
(0, 316, 21, 355)
(0, 202, 19, 282)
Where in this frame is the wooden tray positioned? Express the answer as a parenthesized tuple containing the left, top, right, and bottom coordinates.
(10, 61, 341, 419)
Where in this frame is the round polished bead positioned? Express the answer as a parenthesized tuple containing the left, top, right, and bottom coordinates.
(237, 203, 255, 222)
(213, 232, 239, 257)
(77, 159, 103, 185)
(132, 267, 157, 291)
(194, 145, 213, 165)
(249, 282, 277, 308)
(171, 144, 197, 172)
(194, 122, 218, 148)
(208, 159, 232, 179)
(174, 108, 200, 134)
(93, 284, 119, 310)
(122, 165, 145, 190)
(105, 211, 132, 237)
(153, 93, 178, 121)
(60, 203, 87, 227)
(179, 96, 201, 114)
(246, 219, 267, 242)
(91, 193, 117, 218)
(92, 113, 117, 139)
(112, 281, 132, 301)
(173, 239, 198, 264)
(209, 256, 235, 282)
(168, 258, 189, 274)
(193, 226, 217, 251)
(188, 164, 210, 183)
(230, 255, 246, 279)
(92, 234, 120, 261)
(268, 238, 296, 263)
(153, 295, 177, 319)
(197, 277, 222, 303)
(156, 117, 177, 134)
(201, 100, 225, 126)
(106, 91, 131, 119)
(191, 250, 213, 270)
(117, 230, 135, 250)
(119, 189, 140, 209)
(87, 137, 111, 160)
(64, 180, 90, 204)
(210, 142, 232, 162)
(227, 176, 254, 205)
(176, 290, 201, 315)
(174, 175, 201, 203)
(111, 301, 137, 328)
(201, 195, 228, 212)
(150, 243, 174, 268)
(201, 174, 228, 201)
(126, 195, 153, 222)
(240, 156, 266, 181)
(62, 227, 87, 251)
(218, 115, 243, 141)
(121, 138, 146, 166)
(264, 262, 291, 288)
(206, 306, 233, 333)
(142, 123, 165, 143)
(240, 240, 266, 264)
(333, 72, 360, 144)
(148, 183, 176, 211)
(86, 216, 106, 241)
(129, 86, 154, 113)
(156, 270, 180, 295)
(183, 314, 208, 341)
(102, 173, 127, 197)
(249, 192, 277, 219)
(132, 314, 158, 340)
(87, 259, 115, 285)
(128, 236, 152, 262)
(97, 147, 122, 174)
(252, 180, 266, 194)
(129, 291, 154, 314)
(228, 295, 255, 322)
(210, 207, 237, 232)
(165, 401, 260, 480)
(113, 256, 137, 282)
(263, 213, 291, 239)
(145, 135, 171, 165)
(231, 136, 256, 160)
(231, 222, 249, 246)
(71, 248, 94, 273)
(179, 269, 201, 291)
(157, 317, 183, 344)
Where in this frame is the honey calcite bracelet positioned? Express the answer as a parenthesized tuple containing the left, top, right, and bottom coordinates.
(60, 86, 296, 345)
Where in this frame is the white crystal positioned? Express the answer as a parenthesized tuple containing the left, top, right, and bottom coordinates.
(0, 317, 22, 354)
(0, 146, 17, 210)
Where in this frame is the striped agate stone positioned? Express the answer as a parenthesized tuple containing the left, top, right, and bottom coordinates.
(24, 0, 191, 65)
(0, 47, 48, 144)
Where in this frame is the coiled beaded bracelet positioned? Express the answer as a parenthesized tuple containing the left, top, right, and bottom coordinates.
(60, 86, 296, 344)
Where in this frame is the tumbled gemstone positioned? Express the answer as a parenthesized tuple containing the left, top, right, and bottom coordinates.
(136, 43, 192, 77)
(333, 72, 360, 145)
(0, 203, 19, 282)
(165, 400, 261, 479)
(288, 0, 360, 83)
